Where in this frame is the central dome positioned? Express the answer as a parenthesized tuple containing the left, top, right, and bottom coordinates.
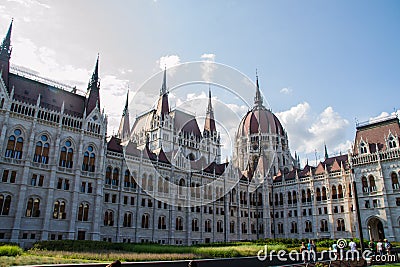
(237, 77, 284, 137)
(238, 105, 284, 137)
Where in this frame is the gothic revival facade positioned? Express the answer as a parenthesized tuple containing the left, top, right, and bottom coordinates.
(350, 116, 400, 243)
(0, 21, 399, 247)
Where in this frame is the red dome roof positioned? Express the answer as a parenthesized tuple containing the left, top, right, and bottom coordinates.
(238, 106, 284, 136)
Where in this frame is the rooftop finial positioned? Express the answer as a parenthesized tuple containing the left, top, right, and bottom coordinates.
(160, 66, 167, 96)
(254, 70, 263, 107)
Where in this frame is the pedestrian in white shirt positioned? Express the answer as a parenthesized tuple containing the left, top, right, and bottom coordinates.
(376, 239, 383, 256)
(349, 240, 357, 251)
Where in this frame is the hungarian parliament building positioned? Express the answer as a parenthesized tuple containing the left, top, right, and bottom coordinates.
(1, 21, 400, 247)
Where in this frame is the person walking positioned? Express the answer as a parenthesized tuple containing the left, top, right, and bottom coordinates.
(376, 239, 383, 257)
(384, 239, 392, 255)
(368, 240, 376, 256)
(349, 239, 357, 251)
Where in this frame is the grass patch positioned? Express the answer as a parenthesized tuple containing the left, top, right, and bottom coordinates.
(0, 245, 23, 256)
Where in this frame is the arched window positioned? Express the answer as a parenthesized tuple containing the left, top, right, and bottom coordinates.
(78, 202, 89, 221)
(105, 166, 112, 185)
(316, 188, 321, 201)
(217, 220, 223, 233)
(241, 221, 247, 234)
(164, 177, 169, 193)
(176, 217, 183, 231)
(291, 222, 298, 233)
(158, 177, 164, 192)
(274, 193, 279, 205)
(148, 175, 153, 191)
(332, 185, 337, 199)
(338, 184, 344, 198)
(305, 220, 312, 233)
(322, 187, 327, 200)
(124, 170, 131, 188)
(0, 194, 11, 215)
(287, 191, 292, 204)
(337, 218, 345, 231)
(33, 134, 50, 164)
(142, 174, 147, 190)
(360, 142, 367, 154)
(369, 175, 376, 192)
(159, 216, 167, 229)
(112, 168, 119, 186)
(292, 191, 297, 204)
(388, 135, 397, 149)
(82, 145, 95, 172)
(131, 172, 137, 189)
(5, 129, 24, 159)
(230, 221, 235, 233)
(362, 176, 369, 193)
(141, 213, 150, 228)
(348, 183, 352, 197)
(320, 219, 328, 232)
(231, 188, 236, 203)
(205, 219, 212, 232)
(307, 189, 312, 202)
(179, 178, 185, 195)
(279, 192, 283, 205)
(391, 172, 399, 190)
(192, 218, 199, 231)
(52, 200, 66, 219)
(301, 190, 306, 203)
(123, 212, 132, 227)
(59, 140, 73, 168)
(25, 197, 40, 217)
(104, 210, 114, 226)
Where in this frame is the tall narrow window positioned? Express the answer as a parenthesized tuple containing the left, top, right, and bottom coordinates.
(124, 170, 130, 188)
(104, 210, 114, 226)
(33, 135, 50, 164)
(176, 217, 183, 231)
(391, 172, 399, 190)
(141, 214, 149, 228)
(123, 212, 132, 227)
(78, 203, 89, 221)
(53, 200, 66, 219)
(192, 218, 199, 231)
(112, 168, 119, 186)
(105, 166, 112, 185)
(362, 176, 368, 193)
(338, 184, 344, 198)
(5, 129, 24, 159)
(0, 194, 11, 215)
(26, 197, 40, 217)
(205, 219, 212, 232)
(159, 216, 167, 229)
(332, 185, 338, 199)
(59, 140, 73, 168)
(369, 175, 376, 192)
(82, 145, 96, 172)
(337, 218, 345, 231)
(316, 188, 321, 201)
(230, 221, 235, 233)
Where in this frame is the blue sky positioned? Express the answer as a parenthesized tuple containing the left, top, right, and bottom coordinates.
(1, 0, 399, 164)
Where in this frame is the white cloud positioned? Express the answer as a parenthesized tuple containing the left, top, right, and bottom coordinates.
(157, 55, 180, 70)
(280, 87, 292, 94)
(276, 103, 350, 159)
(200, 53, 216, 62)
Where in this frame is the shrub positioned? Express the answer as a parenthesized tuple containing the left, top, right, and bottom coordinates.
(0, 245, 23, 256)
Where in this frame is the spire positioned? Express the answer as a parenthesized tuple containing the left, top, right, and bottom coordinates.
(0, 19, 13, 88)
(156, 67, 169, 120)
(204, 87, 216, 135)
(324, 143, 329, 160)
(86, 54, 101, 115)
(160, 65, 167, 96)
(254, 71, 263, 107)
(118, 90, 130, 141)
(0, 19, 12, 58)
